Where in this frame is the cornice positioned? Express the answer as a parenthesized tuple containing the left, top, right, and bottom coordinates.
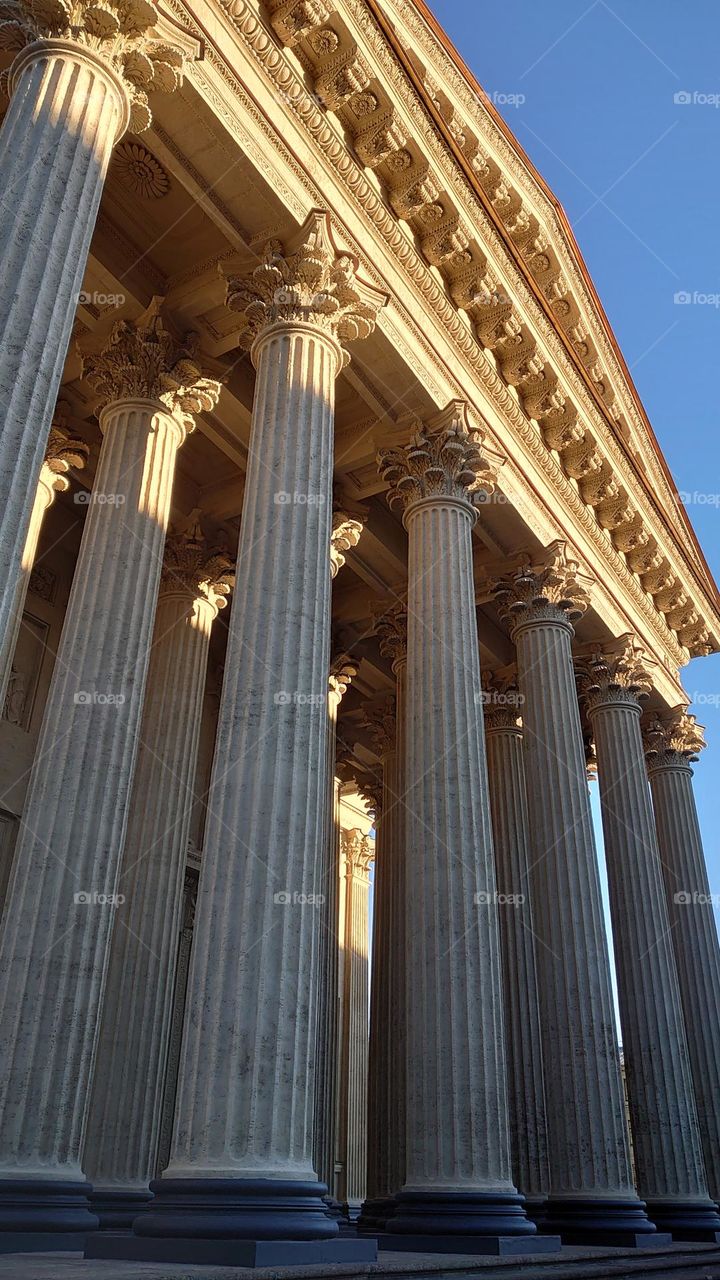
(163, 0, 701, 670)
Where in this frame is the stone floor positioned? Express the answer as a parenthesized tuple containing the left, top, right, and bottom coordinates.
(0, 1246, 719, 1280)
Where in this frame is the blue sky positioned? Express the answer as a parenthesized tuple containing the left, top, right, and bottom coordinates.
(429, 0, 720, 908)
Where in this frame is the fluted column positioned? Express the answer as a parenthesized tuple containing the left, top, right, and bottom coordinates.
(378, 405, 536, 1248)
(313, 655, 357, 1211)
(645, 710, 720, 1204)
(129, 212, 386, 1259)
(492, 544, 655, 1247)
(579, 639, 719, 1240)
(482, 667, 549, 1215)
(82, 526, 234, 1229)
(0, 305, 218, 1246)
(336, 829, 373, 1217)
(363, 603, 407, 1229)
(0, 4, 185, 707)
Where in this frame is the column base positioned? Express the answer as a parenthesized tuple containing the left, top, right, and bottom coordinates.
(85, 1232, 378, 1267)
(379, 1234, 561, 1256)
(88, 1186, 153, 1230)
(524, 1196, 548, 1227)
(386, 1189, 538, 1238)
(0, 1178, 98, 1240)
(541, 1196, 667, 1246)
(136, 1177, 339, 1241)
(645, 1198, 720, 1242)
(358, 1194, 397, 1230)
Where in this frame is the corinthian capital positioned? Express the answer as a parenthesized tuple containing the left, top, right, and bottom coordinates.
(481, 665, 523, 730)
(372, 597, 407, 669)
(363, 696, 396, 759)
(576, 634, 654, 712)
(329, 654, 357, 706)
(341, 827, 374, 879)
(41, 421, 90, 496)
(330, 507, 364, 578)
(644, 707, 706, 771)
(379, 401, 499, 519)
(160, 518, 234, 613)
(3, 0, 185, 130)
(226, 210, 387, 360)
(492, 540, 593, 632)
(85, 298, 221, 434)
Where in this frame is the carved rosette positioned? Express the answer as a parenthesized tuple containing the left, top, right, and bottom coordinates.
(328, 654, 357, 708)
(372, 597, 407, 671)
(481, 665, 523, 731)
(41, 423, 90, 496)
(363, 695, 396, 761)
(493, 540, 593, 634)
(84, 298, 221, 435)
(576, 634, 654, 714)
(330, 508, 364, 578)
(160, 521, 234, 614)
(340, 827, 374, 881)
(644, 708, 706, 773)
(1, 0, 185, 131)
(379, 401, 498, 521)
(226, 209, 387, 364)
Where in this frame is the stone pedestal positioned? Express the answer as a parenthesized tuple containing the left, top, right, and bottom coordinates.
(492, 545, 656, 1247)
(580, 640, 719, 1241)
(0, 306, 216, 1247)
(111, 213, 384, 1265)
(82, 527, 233, 1229)
(336, 829, 373, 1217)
(362, 604, 407, 1230)
(482, 667, 549, 1216)
(645, 710, 720, 1207)
(0, 14, 184, 708)
(378, 406, 537, 1249)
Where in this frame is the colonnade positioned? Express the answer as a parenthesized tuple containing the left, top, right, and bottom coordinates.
(0, 12, 719, 1266)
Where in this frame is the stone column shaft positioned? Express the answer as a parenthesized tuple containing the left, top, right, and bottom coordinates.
(0, 398, 188, 1232)
(336, 831, 372, 1214)
(379, 408, 535, 1244)
(483, 679, 549, 1209)
(646, 711, 720, 1203)
(581, 645, 718, 1239)
(82, 535, 232, 1227)
(134, 212, 386, 1250)
(493, 546, 654, 1247)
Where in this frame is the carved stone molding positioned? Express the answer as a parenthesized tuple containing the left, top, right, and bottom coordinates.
(493, 540, 593, 632)
(576, 634, 654, 713)
(84, 297, 221, 432)
(42, 423, 90, 495)
(644, 708, 706, 771)
(379, 400, 499, 516)
(2, 0, 186, 130)
(329, 653, 357, 704)
(225, 208, 387, 360)
(160, 517, 234, 611)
